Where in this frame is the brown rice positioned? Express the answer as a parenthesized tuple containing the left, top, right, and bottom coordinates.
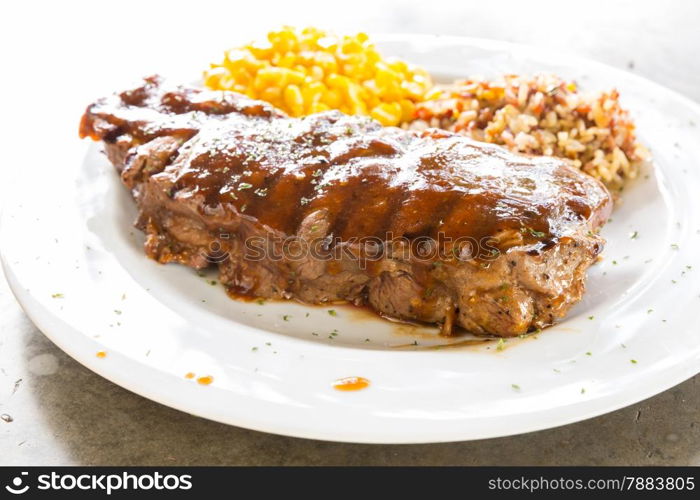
(409, 74, 649, 192)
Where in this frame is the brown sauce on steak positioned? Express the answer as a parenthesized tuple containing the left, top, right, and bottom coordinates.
(81, 77, 611, 249)
(79, 77, 613, 337)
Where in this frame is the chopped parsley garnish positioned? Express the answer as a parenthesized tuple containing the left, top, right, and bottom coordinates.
(327, 309, 337, 316)
(496, 338, 506, 351)
(51, 293, 64, 298)
(238, 182, 253, 190)
(630, 231, 638, 239)
(522, 226, 546, 238)
(511, 384, 521, 391)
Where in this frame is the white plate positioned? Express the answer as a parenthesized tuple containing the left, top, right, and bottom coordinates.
(2, 35, 700, 444)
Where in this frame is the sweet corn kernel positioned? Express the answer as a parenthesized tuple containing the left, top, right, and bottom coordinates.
(308, 101, 331, 114)
(370, 102, 402, 126)
(284, 84, 304, 116)
(203, 26, 433, 125)
(203, 66, 227, 88)
(260, 86, 282, 104)
(399, 99, 415, 122)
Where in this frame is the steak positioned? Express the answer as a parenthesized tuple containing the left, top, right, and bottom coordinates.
(80, 76, 612, 337)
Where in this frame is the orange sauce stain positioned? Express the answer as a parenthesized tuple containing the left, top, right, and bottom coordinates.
(332, 376, 370, 391)
(184, 372, 195, 379)
(196, 375, 214, 386)
(96, 351, 107, 358)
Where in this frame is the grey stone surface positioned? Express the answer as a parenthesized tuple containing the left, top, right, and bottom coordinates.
(1, 0, 699, 465)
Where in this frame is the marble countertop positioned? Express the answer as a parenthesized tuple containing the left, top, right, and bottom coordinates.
(1, 0, 699, 465)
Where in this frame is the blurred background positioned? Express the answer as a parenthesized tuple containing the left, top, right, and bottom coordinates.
(5, 0, 700, 98)
(1, 0, 699, 465)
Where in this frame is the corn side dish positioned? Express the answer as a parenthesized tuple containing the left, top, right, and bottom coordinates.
(204, 28, 648, 191)
(204, 26, 434, 126)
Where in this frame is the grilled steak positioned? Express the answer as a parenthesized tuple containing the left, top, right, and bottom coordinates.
(80, 76, 612, 337)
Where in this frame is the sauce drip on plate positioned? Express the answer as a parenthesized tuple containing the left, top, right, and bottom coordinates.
(332, 376, 370, 391)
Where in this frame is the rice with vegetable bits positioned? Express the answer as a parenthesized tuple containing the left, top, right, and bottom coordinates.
(410, 74, 649, 192)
